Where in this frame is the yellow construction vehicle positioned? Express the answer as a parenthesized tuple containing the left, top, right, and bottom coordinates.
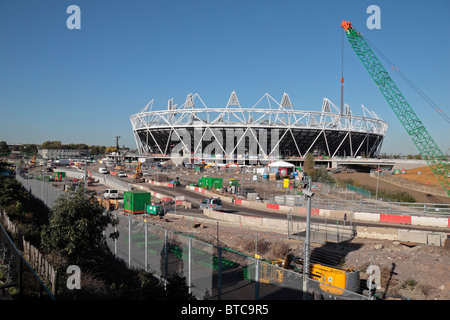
(284, 254, 360, 295)
(115, 164, 126, 170)
(259, 254, 360, 296)
(132, 161, 145, 183)
(205, 162, 216, 169)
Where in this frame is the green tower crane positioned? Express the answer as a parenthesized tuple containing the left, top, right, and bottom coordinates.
(341, 20, 449, 197)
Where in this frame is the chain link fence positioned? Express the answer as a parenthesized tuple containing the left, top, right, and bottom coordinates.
(12, 168, 370, 300)
(106, 213, 369, 300)
(15, 171, 65, 209)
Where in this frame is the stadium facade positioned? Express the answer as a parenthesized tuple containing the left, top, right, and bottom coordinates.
(129, 92, 388, 164)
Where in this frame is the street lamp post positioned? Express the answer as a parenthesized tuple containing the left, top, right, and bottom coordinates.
(302, 176, 314, 300)
(375, 156, 381, 200)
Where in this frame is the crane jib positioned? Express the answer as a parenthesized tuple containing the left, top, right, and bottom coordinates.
(340, 20, 450, 197)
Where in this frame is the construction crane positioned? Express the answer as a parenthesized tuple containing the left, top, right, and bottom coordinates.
(341, 20, 450, 197)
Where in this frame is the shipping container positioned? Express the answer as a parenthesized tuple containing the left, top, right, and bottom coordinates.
(54, 171, 66, 181)
(123, 191, 151, 214)
(198, 177, 222, 189)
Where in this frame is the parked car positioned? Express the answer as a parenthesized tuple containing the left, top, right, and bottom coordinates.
(199, 198, 223, 211)
(116, 171, 127, 177)
(160, 197, 174, 205)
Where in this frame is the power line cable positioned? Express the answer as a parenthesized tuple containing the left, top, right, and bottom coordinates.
(362, 35, 450, 124)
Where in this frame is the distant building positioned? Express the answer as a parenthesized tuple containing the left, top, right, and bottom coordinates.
(38, 148, 91, 160)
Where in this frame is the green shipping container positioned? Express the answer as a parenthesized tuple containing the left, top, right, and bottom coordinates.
(211, 177, 223, 189)
(199, 177, 222, 189)
(54, 172, 66, 180)
(123, 191, 151, 214)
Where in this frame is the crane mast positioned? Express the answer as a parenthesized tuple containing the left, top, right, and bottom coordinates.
(341, 20, 450, 197)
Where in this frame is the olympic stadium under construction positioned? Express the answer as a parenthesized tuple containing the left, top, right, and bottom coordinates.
(129, 91, 388, 165)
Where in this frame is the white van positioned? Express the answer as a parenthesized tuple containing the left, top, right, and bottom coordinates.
(104, 189, 119, 199)
(99, 167, 108, 174)
(199, 198, 223, 211)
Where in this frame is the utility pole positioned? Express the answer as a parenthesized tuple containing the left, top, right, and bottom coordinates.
(84, 160, 88, 190)
(302, 176, 314, 300)
(116, 136, 121, 165)
(115, 136, 121, 153)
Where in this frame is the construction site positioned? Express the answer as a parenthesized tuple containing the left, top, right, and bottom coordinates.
(2, 19, 449, 301)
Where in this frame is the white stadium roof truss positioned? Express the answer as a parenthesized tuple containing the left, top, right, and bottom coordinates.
(130, 92, 388, 159)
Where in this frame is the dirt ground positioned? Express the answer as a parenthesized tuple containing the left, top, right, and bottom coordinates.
(332, 172, 450, 204)
(394, 166, 441, 186)
(142, 213, 450, 300)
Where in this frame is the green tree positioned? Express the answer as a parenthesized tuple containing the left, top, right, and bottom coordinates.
(19, 144, 38, 155)
(41, 141, 62, 149)
(105, 146, 117, 154)
(40, 187, 118, 265)
(0, 175, 30, 208)
(0, 141, 9, 153)
(303, 153, 315, 176)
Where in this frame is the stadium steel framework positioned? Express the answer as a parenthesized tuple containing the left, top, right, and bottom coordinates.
(130, 92, 388, 164)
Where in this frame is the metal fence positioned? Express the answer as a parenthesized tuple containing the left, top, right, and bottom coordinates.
(0, 220, 55, 300)
(12, 169, 369, 300)
(106, 213, 369, 300)
(270, 194, 450, 216)
(16, 172, 65, 209)
(287, 209, 356, 244)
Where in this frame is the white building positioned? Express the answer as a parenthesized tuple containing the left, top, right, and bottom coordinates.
(38, 148, 91, 160)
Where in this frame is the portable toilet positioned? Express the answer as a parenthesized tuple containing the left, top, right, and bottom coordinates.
(123, 191, 151, 214)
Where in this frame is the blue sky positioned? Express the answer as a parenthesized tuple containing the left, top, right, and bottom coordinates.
(0, 0, 449, 155)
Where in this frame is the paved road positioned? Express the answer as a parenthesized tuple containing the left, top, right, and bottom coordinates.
(125, 181, 450, 234)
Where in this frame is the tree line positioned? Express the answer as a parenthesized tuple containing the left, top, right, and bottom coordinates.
(0, 140, 115, 156)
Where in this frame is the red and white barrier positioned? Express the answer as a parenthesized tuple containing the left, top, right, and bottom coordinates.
(186, 186, 450, 229)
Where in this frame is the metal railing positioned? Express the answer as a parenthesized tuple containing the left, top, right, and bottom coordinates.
(270, 194, 450, 216)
